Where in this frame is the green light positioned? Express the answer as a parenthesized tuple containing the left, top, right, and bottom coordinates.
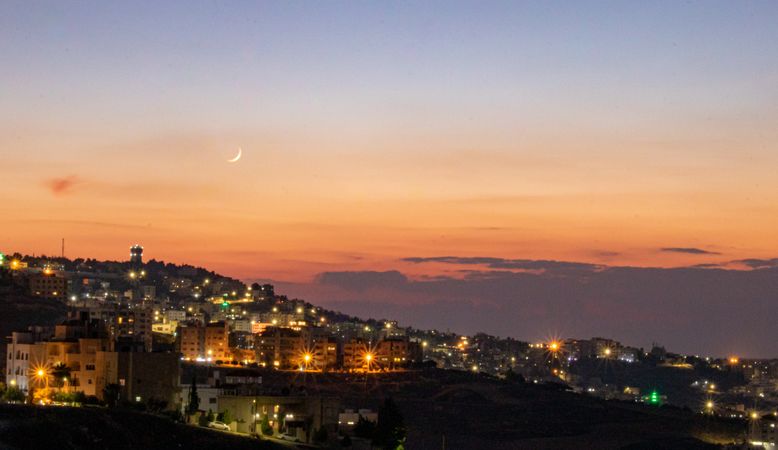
(649, 390, 660, 405)
(221, 301, 230, 310)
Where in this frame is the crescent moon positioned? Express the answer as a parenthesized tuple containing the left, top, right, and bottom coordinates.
(227, 147, 242, 163)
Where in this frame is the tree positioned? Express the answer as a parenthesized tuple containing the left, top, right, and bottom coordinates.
(219, 408, 234, 425)
(260, 414, 274, 435)
(313, 427, 328, 444)
(51, 362, 71, 388)
(353, 416, 376, 439)
(103, 383, 120, 407)
(3, 386, 25, 403)
(186, 376, 200, 416)
(373, 398, 406, 450)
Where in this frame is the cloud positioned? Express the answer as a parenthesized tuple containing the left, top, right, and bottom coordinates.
(44, 175, 81, 196)
(274, 263, 778, 358)
(735, 258, 778, 269)
(315, 270, 409, 291)
(660, 247, 721, 255)
(402, 256, 601, 274)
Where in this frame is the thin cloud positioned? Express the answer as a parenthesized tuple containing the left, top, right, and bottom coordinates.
(660, 247, 721, 255)
(402, 256, 601, 274)
(734, 258, 778, 269)
(44, 175, 81, 196)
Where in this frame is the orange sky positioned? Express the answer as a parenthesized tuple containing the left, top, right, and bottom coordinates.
(3, 2, 778, 282)
(3, 124, 778, 281)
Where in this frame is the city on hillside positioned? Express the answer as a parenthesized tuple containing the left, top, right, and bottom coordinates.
(1, 246, 776, 448)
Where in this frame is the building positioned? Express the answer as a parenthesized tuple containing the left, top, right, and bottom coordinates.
(142, 285, 156, 301)
(178, 321, 229, 361)
(5, 331, 47, 392)
(339, 409, 378, 434)
(205, 322, 229, 360)
(218, 394, 340, 442)
(130, 245, 143, 265)
(255, 327, 304, 369)
(71, 307, 153, 352)
(749, 417, 777, 448)
(112, 351, 180, 407)
(251, 284, 274, 301)
(310, 335, 338, 371)
(342, 339, 372, 371)
(376, 338, 422, 370)
(28, 272, 67, 301)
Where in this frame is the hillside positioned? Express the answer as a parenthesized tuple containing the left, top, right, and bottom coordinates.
(219, 367, 747, 449)
(0, 404, 285, 450)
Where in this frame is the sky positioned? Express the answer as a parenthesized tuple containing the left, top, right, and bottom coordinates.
(2, 1, 778, 356)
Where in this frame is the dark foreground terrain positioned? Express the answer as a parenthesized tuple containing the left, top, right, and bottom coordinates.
(0, 404, 283, 450)
(254, 368, 747, 449)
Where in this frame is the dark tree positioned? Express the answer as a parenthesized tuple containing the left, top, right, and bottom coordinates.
(51, 362, 71, 388)
(261, 414, 274, 435)
(373, 398, 406, 450)
(103, 383, 120, 407)
(353, 416, 376, 439)
(187, 376, 200, 415)
(313, 427, 328, 444)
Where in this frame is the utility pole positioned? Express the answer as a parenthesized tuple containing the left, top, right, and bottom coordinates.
(61, 238, 65, 258)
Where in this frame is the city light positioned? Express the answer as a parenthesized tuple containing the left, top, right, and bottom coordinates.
(729, 356, 739, 365)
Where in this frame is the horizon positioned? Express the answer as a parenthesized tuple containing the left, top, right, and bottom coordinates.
(6, 245, 778, 359)
(2, 2, 778, 359)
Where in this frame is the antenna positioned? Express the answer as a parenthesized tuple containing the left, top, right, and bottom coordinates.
(61, 238, 65, 258)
